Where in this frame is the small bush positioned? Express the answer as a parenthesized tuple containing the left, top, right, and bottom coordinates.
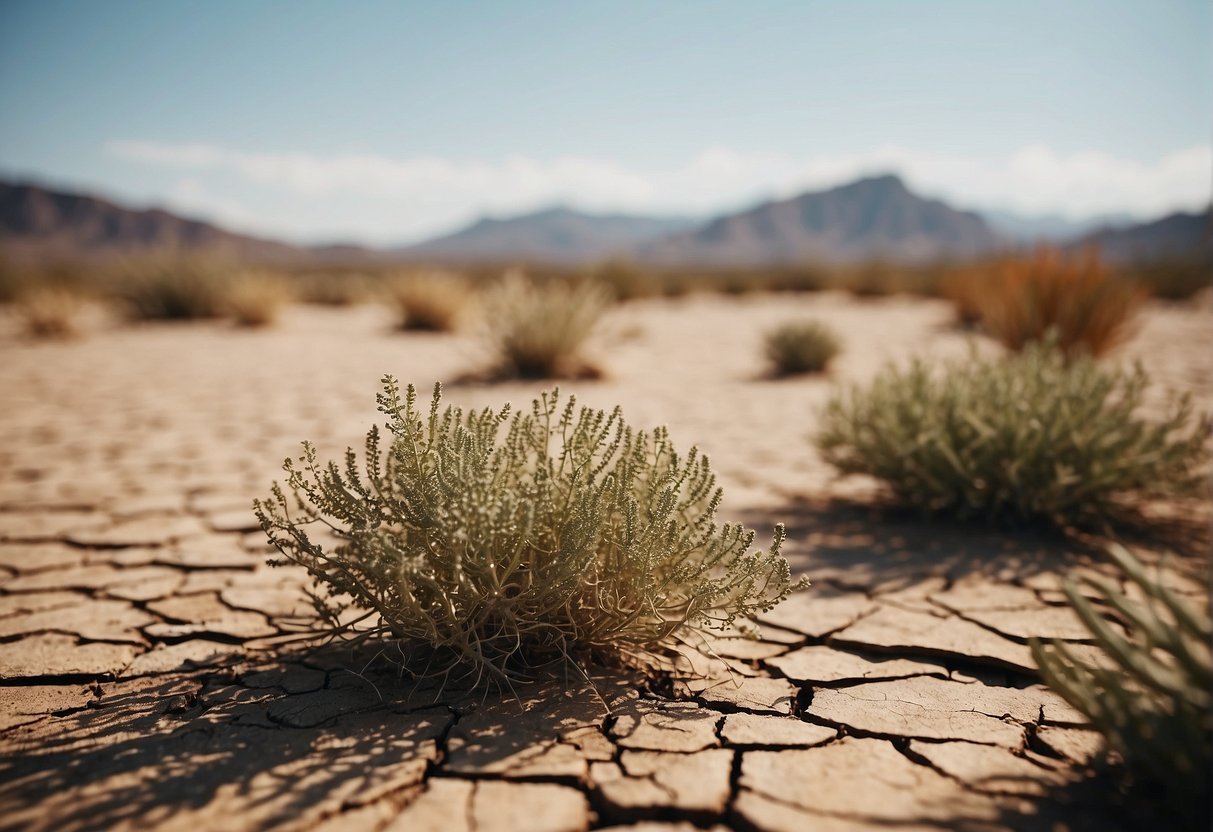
(1031, 545, 1210, 829)
(815, 340, 1209, 525)
(387, 271, 472, 331)
(590, 259, 658, 302)
(939, 267, 985, 326)
(255, 379, 806, 686)
(15, 287, 84, 338)
(484, 273, 608, 378)
(764, 320, 841, 376)
(111, 257, 232, 320)
(976, 248, 1145, 357)
(296, 272, 370, 306)
(225, 271, 293, 327)
(1124, 257, 1212, 302)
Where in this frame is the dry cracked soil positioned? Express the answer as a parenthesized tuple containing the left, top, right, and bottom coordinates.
(1, 291, 1209, 831)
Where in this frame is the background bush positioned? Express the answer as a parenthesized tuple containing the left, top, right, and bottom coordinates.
(225, 271, 294, 327)
(110, 256, 232, 320)
(1031, 545, 1210, 829)
(483, 272, 608, 378)
(255, 379, 806, 686)
(14, 286, 85, 338)
(973, 247, 1145, 357)
(815, 340, 1209, 525)
(764, 320, 840, 375)
(386, 271, 472, 331)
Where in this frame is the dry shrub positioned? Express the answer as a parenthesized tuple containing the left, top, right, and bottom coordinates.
(975, 247, 1146, 357)
(940, 267, 986, 326)
(1032, 545, 1210, 829)
(387, 271, 473, 331)
(764, 320, 841, 376)
(255, 379, 807, 687)
(110, 256, 232, 320)
(296, 272, 370, 306)
(484, 273, 608, 379)
(15, 287, 85, 338)
(590, 260, 659, 302)
(816, 339, 1210, 525)
(225, 271, 294, 327)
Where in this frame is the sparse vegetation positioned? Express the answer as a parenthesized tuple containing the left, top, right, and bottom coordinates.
(225, 271, 294, 327)
(14, 286, 85, 338)
(255, 378, 807, 687)
(295, 272, 371, 306)
(483, 273, 608, 378)
(764, 320, 840, 376)
(816, 339, 1210, 525)
(111, 256, 232, 320)
(387, 271, 473, 331)
(1031, 545, 1211, 829)
(973, 248, 1146, 357)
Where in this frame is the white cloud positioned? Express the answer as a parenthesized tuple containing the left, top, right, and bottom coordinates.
(106, 139, 1212, 244)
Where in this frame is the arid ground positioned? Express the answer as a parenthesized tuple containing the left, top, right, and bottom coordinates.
(1, 291, 1209, 831)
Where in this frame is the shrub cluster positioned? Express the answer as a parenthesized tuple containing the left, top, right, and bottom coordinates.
(968, 248, 1145, 357)
(483, 273, 608, 378)
(764, 320, 841, 376)
(255, 379, 806, 686)
(815, 340, 1209, 525)
(225, 271, 294, 327)
(1031, 545, 1211, 829)
(111, 257, 232, 320)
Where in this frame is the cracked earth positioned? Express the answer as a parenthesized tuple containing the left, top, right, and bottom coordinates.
(1, 292, 1209, 831)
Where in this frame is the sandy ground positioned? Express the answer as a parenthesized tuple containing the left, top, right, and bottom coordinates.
(0, 291, 1209, 831)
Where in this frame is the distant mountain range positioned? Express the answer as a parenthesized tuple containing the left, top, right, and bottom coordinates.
(2, 176, 1208, 267)
(396, 206, 697, 263)
(640, 175, 999, 264)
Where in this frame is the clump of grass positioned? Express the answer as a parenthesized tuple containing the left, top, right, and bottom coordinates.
(816, 339, 1209, 525)
(255, 379, 807, 687)
(483, 273, 608, 378)
(764, 320, 840, 376)
(14, 287, 85, 338)
(975, 247, 1146, 357)
(225, 271, 294, 327)
(387, 271, 473, 331)
(1031, 545, 1210, 829)
(590, 259, 659, 302)
(110, 256, 232, 320)
(296, 272, 370, 306)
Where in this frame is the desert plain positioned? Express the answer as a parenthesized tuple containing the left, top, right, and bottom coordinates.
(0, 289, 1209, 832)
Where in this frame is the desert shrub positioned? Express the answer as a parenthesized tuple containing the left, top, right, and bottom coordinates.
(14, 287, 84, 338)
(976, 247, 1145, 357)
(1031, 545, 1210, 829)
(940, 267, 985, 326)
(255, 379, 806, 686)
(483, 273, 608, 378)
(225, 271, 294, 327)
(1124, 257, 1212, 302)
(815, 340, 1209, 525)
(386, 271, 472, 331)
(764, 320, 840, 376)
(110, 256, 232, 320)
(767, 265, 829, 294)
(296, 272, 370, 306)
(590, 259, 659, 302)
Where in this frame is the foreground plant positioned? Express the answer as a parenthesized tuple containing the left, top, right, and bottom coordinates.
(1031, 545, 1211, 828)
(255, 379, 806, 686)
(483, 273, 608, 378)
(816, 340, 1209, 525)
(764, 320, 840, 376)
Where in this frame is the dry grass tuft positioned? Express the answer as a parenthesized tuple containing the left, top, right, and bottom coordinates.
(973, 247, 1146, 357)
(225, 271, 294, 327)
(110, 256, 232, 321)
(483, 272, 609, 379)
(15, 287, 85, 338)
(386, 271, 473, 331)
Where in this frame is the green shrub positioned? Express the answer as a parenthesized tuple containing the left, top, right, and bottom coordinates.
(255, 379, 806, 686)
(815, 340, 1209, 524)
(386, 271, 472, 331)
(484, 273, 608, 378)
(111, 256, 232, 320)
(764, 320, 841, 376)
(1031, 545, 1211, 829)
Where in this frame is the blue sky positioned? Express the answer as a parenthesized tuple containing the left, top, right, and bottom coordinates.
(1, 0, 1209, 244)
